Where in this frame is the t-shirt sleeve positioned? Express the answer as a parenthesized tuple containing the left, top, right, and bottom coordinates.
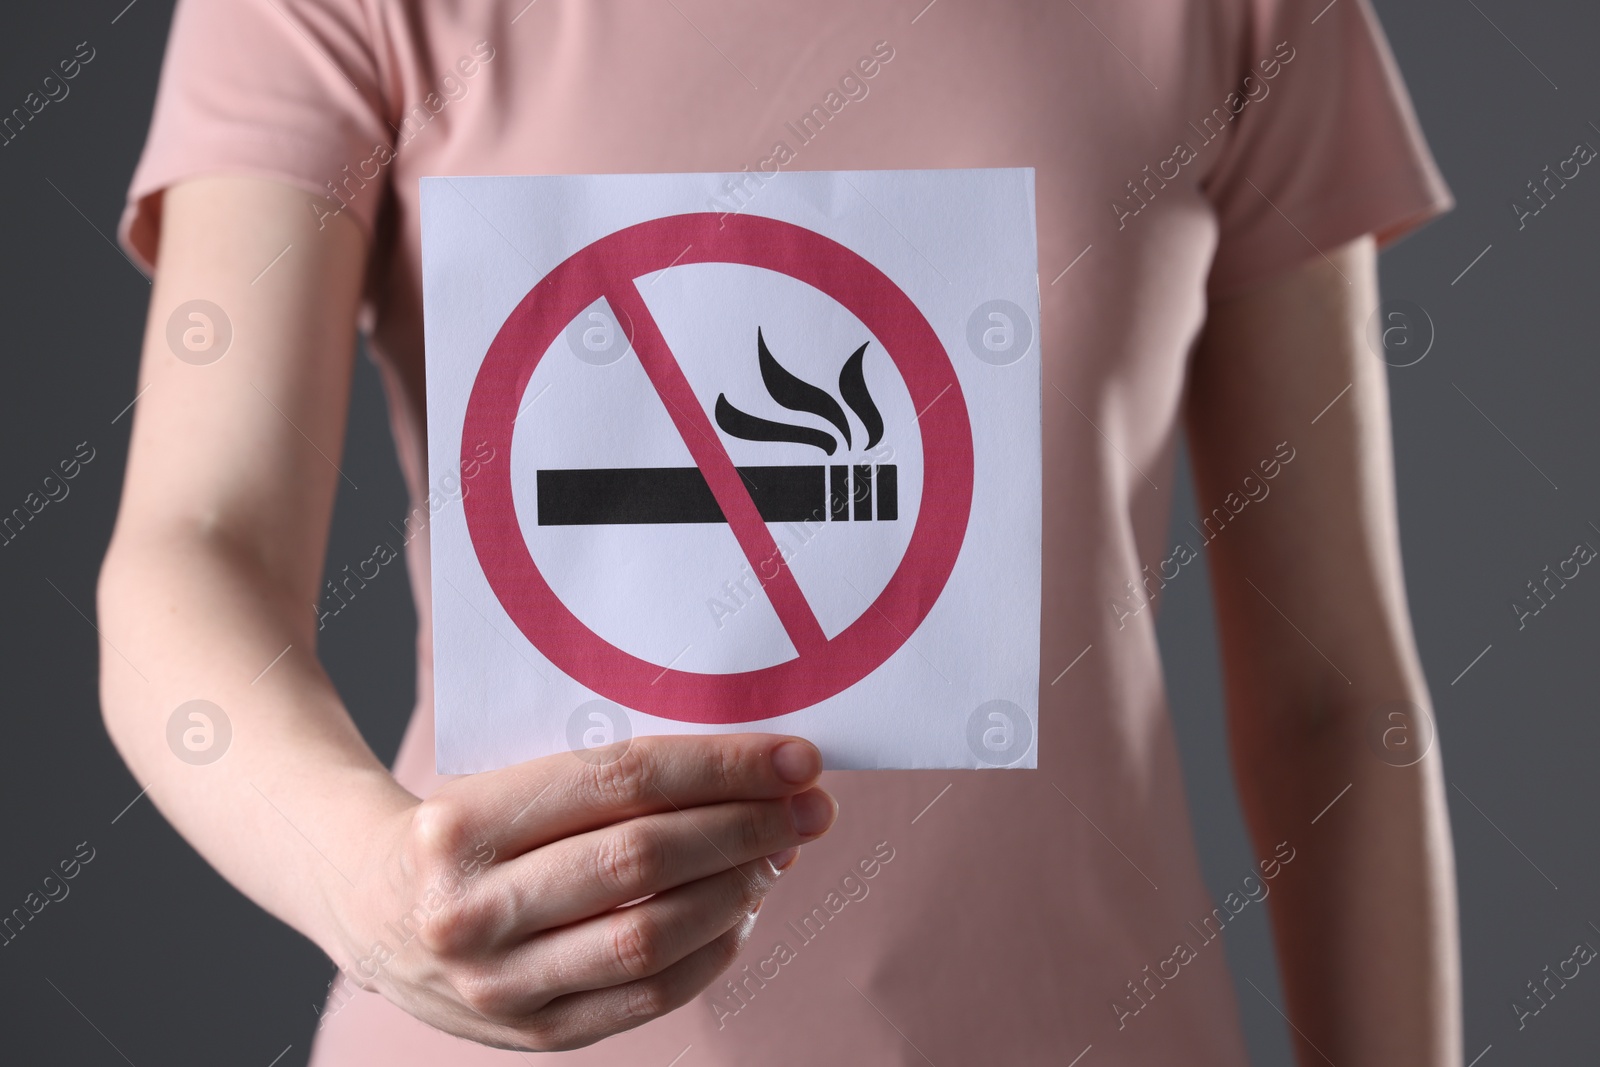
(1202, 0, 1453, 299)
(118, 0, 391, 273)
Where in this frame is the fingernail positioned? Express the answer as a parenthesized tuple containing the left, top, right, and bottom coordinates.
(772, 740, 821, 784)
(790, 790, 836, 836)
(767, 846, 800, 872)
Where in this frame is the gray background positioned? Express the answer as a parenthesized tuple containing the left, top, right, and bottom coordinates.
(0, 1, 1594, 1063)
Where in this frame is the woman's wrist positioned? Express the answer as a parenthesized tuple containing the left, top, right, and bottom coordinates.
(303, 766, 423, 974)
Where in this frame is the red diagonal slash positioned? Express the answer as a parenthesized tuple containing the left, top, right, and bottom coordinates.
(604, 279, 829, 658)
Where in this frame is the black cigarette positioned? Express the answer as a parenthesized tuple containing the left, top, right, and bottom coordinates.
(538, 464, 897, 526)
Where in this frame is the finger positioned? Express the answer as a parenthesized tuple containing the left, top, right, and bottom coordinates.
(523, 912, 756, 1049)
(439, 733, 824, 857)
(492, 790, 829, 940)
(460, 857, 773, 1022)
(522, 856, 771, 1003)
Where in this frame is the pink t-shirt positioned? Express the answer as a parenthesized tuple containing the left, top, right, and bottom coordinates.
(122, 1, 1451, 1063)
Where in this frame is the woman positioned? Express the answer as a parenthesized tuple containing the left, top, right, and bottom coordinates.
(101, 0, 1461, 1062)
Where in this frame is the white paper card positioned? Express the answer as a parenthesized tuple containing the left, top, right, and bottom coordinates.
(422, 168, 1040, 771)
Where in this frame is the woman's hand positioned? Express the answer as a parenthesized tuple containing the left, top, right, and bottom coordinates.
(330, 733, 835, 1051)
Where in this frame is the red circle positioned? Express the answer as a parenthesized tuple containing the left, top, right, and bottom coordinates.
(461, 212, 973, 723)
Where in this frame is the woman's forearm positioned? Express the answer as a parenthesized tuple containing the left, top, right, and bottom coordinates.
(98, 525, 416, 962)
(1230, 692, 1461, 1065)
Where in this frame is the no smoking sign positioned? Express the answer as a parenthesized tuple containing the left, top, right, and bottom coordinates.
(423, 170, 1040, 770)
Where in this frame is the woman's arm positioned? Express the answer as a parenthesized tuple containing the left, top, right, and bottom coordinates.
(97, 175, 835, 1050)
(1187, 235, 1461, 1065)
(99, 175, 405, 945)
